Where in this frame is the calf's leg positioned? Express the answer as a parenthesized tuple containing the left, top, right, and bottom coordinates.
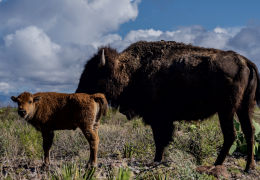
(41, 130, 54, 166)
(80, 123, 99, 168)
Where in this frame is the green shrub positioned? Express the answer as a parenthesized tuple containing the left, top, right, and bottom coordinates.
(0, 117, 43, 158)
(173, 116, 223, 164)
(129, 126, 155, 160)
(229, 118, 260, 156)
(123, 142, 135, 158)
(101, 108, 128, 126)
(18, 123, 43, 158)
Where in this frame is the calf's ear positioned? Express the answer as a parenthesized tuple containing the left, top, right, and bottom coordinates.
(11, 96, 18, 102)
(33, 96, 41, 103)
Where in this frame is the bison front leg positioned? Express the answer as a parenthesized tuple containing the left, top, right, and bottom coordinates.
(41, 130, 54, 166)
(151, 121, 174, 162)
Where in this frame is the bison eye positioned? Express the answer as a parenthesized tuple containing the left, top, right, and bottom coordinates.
(29, 101, 32, 104)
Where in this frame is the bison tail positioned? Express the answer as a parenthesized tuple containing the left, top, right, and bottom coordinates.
(91, 93, 108, 116)
(247, 61, 260, 107)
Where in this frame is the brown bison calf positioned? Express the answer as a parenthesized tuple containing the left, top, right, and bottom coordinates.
(11, 92, 108, 168)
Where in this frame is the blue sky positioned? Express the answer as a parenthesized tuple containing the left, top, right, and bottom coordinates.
(0, 0, 260, 102)
(118, 0, 260, 37)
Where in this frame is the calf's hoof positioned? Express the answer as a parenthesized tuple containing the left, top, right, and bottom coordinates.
(41, 163, 50, 170)
(86, 162, 97, 169)
(196, 165, 229, 179)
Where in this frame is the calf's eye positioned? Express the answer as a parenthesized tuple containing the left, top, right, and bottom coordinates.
(29, 101, 32, 104)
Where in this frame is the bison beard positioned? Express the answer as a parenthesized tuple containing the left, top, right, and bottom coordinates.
(76, 40, 260, 172)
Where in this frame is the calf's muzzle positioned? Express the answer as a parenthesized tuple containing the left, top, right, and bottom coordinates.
(18, 109, 26, 117)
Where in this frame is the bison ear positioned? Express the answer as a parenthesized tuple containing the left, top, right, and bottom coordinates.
(98, 49, 106, 68)
(33, 96, 41, 103)
(11, 96, 18, 102)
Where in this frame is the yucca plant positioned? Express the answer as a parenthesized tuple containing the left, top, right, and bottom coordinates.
(156, 171, 168, 180)
(82, 167, 96, 180)
(123, 142, 135, 158)
(229, 118, 260, 156)
(116, 167, 132, 180)
(51, 162, 96, 180)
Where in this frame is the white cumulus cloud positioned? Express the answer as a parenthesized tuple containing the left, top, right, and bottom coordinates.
(124, 29, 163, 42)
(0, 82, 10, 94)
(0, 0, 260, 100)
(109, 25, 235, 52)
(0, 0, 140, 45)
(110, 25, 260, 68)
(214, 26, 228, 34)
(3, 26, 60, 70)
(0, 0, 140, 96)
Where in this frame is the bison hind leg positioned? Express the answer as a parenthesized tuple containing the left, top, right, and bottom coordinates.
(214, 109, 237, 166)
(237, 108, 255, 172)
(236, 65, 257, 172)
(236, 90, 256, 172)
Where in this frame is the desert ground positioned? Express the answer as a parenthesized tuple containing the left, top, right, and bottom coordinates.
(1, 105, 260, 179)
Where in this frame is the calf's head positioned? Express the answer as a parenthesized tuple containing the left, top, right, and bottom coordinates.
(11, 92, 41, 119)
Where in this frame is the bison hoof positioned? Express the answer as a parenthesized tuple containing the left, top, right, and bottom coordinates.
(153, 158, 162, 162)
(196, 165, 229, 179)
(244, 164, 255, 174)
(244, 169, 253, 174)
(148, 161, 161, 166)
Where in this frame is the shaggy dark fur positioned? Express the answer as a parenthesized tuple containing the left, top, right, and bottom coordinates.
(11, 92, 108, 168)
(76, 40, 260, 172)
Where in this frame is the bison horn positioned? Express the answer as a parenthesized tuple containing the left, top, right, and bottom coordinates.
(98, 49, 106, 68)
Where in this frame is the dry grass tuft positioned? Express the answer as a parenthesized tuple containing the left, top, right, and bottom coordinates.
(236, 158, 247, 169)
(1, 107, 260, 179)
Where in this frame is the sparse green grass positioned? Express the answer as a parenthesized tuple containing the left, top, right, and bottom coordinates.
(1, 107, 260, 179)
(0, 112, 43, 159)
(253, 107, 260, 124)
(227, 167, 240, 174)
(173, 115, 223, 165)
(255, 165, 260, 171)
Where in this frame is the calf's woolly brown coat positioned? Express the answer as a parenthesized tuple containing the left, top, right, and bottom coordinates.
(11, 92, 108, 167)
(76, 40, 260, 172)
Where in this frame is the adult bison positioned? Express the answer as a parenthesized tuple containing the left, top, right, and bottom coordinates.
(76, 40, 260, 172)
